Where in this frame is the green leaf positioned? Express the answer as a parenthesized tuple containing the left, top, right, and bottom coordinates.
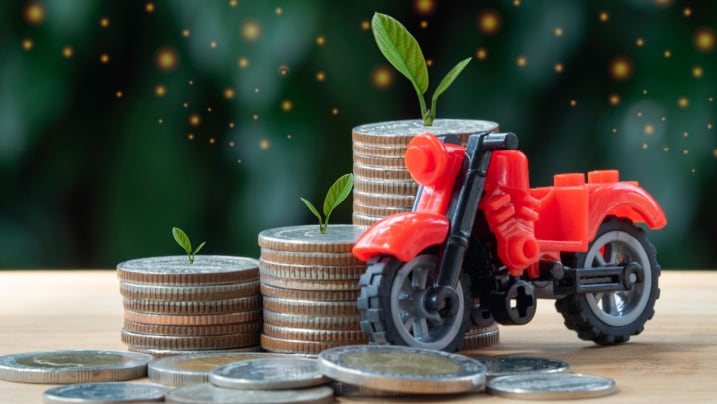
(172, 227, 192, 255)
(322, 173, 354, 218)
(300, 197, 323, 225)
(192, 241, 206, 256)
(430, 57, 472, 121)
(372, 12, 429, 97)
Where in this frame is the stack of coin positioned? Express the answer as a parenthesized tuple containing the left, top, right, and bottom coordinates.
(257, 225, 369, 355)
(352, 119, 499, 227)
(116, 256, 263, 356)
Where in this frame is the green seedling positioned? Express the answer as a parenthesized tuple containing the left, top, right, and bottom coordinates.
(371, 12, 472, 126)
(172, 226, 206, 265)
(300, 173, 354, 234)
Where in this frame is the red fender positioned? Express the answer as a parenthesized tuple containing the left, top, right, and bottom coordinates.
(588, 182, 667, 239)
(352, 212, 450, 262)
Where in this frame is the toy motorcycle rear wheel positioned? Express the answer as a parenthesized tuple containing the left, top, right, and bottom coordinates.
(358, 254, 472, 352)
(555, 216, 660, 345)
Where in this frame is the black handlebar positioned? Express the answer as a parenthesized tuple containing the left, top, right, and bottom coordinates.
(480, 132, 519, 151)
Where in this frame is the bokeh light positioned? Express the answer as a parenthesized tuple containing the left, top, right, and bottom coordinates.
(644, 124, 654, 135)
(315, 36, 325, 46)
(683, 7, 692, 17)
(371, 65, 395, 89)
(420, 21, 429, 29)
(316, 71, 326, 81)
(694, 27, 715, 52)
(115, 90, 123, 99)
(280, 100, 293, 112)
(677, 96, 689, 108)
(99, 53, 110, 64)
(413, 0, 436, 15)
(598, 11, 609, 23)
(636, 38, 645, 47)
(145, 2, 155, 13)
(241, 21, 261, 42)
(275, 7, 283, 15)
(259, 139, 270, 150)
(475, 48, 488, 60)
(210, 41, 217, 48)
(22, 39, 33, 51)
(516, 55, 527, 67)
(554, 63, 564, 73)
(608, 93, 621, 106)
(554, 27, 563, 37)
(62, 46, 74, 59)
(609, 56, 633, 81)
(278, 65, 290, 76)
(100, 17, 110, 28)
(188, 114, 201, 127)
(360, 20, 370, 31)
(154, 85, 166, 97)
(238, 57, 249, 69)
(331, 107, 339, 115)
(24, 3, 45, 25)
(692, 66, 703, 78)
(182, 29, 190, 37)
(477, 10, 502, 35)
(223, 87, 235, 100)
(155, 47, 178, 71)
(663, 50, 672, 58)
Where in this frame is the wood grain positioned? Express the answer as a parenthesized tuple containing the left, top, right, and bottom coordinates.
(0, 270, 715, 403)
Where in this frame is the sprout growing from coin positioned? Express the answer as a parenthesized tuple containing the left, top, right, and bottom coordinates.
(371, 12, 472, 126)
(172, 227, 206, 265)
(300, 173, 354, 234)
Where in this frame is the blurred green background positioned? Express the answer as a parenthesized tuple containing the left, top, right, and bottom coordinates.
(0, 0, 714, 269)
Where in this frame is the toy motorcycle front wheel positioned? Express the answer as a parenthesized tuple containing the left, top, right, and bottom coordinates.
(358, 254, 472, 352)
(556, 216, 660, 345)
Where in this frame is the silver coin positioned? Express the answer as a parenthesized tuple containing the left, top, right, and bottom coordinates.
(317, 344, 486, 394)
(148, 352, 294, 386)
(487, 373, 617, 400)
(0, 350, 152, 384)
(209, 357, 328, 390)
(352, 118, 498, 138)
(117, 256, 259, 285)
(164, 383, 334, 404)
(43, 382, 168, 403)
(477, 356, 570, 378)
(257, 225, 363, 252)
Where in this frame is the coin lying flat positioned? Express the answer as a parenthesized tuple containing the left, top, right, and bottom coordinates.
(165, 383, 334, 404)
(128, 346, 261, 358)
(487, 373, 617, 400)
(461, 323, 500, 351)
(317, 345, 486, 394)
(258, 225, 363, 253)
(0, 350, 152, 384)
(43, 382, 169, 403)
(262, 309, 360, 331)
(149, 352, 294, 386)
(119, 280, 260, 301)
(120, 328, 259, 350)
(116, 256, 259, 285)
(477, 356, 570, 378)
(209, 357, 328, 390)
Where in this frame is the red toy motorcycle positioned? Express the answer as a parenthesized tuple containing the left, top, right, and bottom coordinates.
(353, 131, 666, 352)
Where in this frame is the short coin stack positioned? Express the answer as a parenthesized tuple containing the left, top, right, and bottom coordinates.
(352, 119, 499, 227)
(117, 255, 263, 356)
(257, 225, 369, 355)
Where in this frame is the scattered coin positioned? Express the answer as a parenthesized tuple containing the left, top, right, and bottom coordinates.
(149, 352, 294, 386)
(0, 350, 152, 384)
(209, 357, 328, 390)
(164, 383, 335, 404)
(477, 356, 570, 378)
(117, 256, 259, 285)
(43, 382, 169, 403)
(487, 373, 617, 400)
(128, 347, 261, 359)
(317, 344, 487, 394)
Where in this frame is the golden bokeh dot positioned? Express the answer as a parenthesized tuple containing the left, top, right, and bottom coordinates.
(609, 56, 633, 81)
(254, 87, 260, 93)
(683, 7, 692, 17)
(229, 140, 235, 147)
(158, 118, 163, 124)
(642, 143, 648, 150)
(331, 107, 339, 115)
(654, 0, 672, 6)
(709, 97, 714, 102)
(278, 65, 290, 76)
(426, 58, 433, 67)
(145, 2, 155, 13)
(237, 160, 242, 164)
(478, 10, 502, 34)
(316, 36, 325, 46)
(569, 99, 577, 107)
(207, 106, 213, 112)
(361, 20, 370, 31)
(182, 29, 190, 37)
(664, 147, 670, 152)
(229, 122, 235, 128)
(223, 87, 235, 100)
(316, 71, 326, 81)
(22, 39, 33, 51)
(413, 0, 436, 15)
(100, 17, 110, 28)
(683, 149, 689, 155)
(100, 53, 110, 64)
(188, 133, 195, 141)
(644, 124, 654, 135)
(636, 38, 644, 47)
(155, 48, 178, 71)
(683, 131, 689, 138)
(252, 114, 259, 120)
(513, 0, 521, 6)
(599, 11, 609, 22)
(677, 96, 689, 108)
(608, 93, 621, 106)
(637, 112, 643, 118)
(516, 55, 527, 67)
(420, 20, 429, 29)
(476, 48, 488, 60)
(371, 65, 395, 89)
(554, 63, 564, 73)
(238, 57, 249, 69)
(62, 46, 74, 58)
(693, 66, 703, 78)
(663, 50, 672, 58)
(210, 40, 217, 48)
(241, 21, 261, 42)
(189, 114, 201, 127)
(275, 7, 283, 15)
(259, 139, 270, 150)
(188, 80, 194, 86)
(643, 89, 648, 95)
(554, 27, 563, 37)
(661, 116, 667, 122)
(612, 128, 618, 133)
(280, 100, 293, 112)
(708, 123, 714, 129)
(694, 28, 715, 52)
(183, 102, 189, 108)
(24, 3, 45, 25)
(209, 137, 216, 145)
(713, 149, 717, 158)
(287, 134, 292, 140)
(229, 0, 237, 7)
(154, 84, 166, 97)
(116, 90, 124, 99)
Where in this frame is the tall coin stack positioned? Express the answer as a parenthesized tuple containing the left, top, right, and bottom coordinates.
(352, 119, 499, 227)
(257, 225, 368, 355)
(117, 256, 263, 357)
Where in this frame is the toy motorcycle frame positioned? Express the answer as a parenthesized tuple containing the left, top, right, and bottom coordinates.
(353, 131, 666, 352)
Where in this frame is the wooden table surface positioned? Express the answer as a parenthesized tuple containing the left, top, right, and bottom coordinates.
(0, 270, 714, 403)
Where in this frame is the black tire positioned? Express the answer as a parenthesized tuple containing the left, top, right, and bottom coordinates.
(555, 216, 661, 345)
(357, 254, 472, 352)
